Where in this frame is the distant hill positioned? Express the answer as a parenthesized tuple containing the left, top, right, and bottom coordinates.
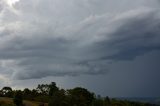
(116, 97, 160, 105)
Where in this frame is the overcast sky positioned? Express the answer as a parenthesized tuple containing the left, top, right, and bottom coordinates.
(0, 0, 160, 97)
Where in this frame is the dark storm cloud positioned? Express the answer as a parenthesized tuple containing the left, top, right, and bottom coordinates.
(0, 0, 160, 80)
(92, 10, 160, 61)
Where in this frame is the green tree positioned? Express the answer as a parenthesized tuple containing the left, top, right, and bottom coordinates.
(36, 84, 49, 95)
(49, 82, 59, 96)
(104, 96, 111, 106)
(48, 89, 67, 106)
(31, 89, 39, 96)
(93, 99, 103, 106)
(67, 87, 94, 106)
(23, 88, 32, 100)
(23, 88, 31, 94)
(13, 90, 23, 106)
(1, 87, 13, 97)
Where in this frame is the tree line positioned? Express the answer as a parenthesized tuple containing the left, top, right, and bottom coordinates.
(0, 82, 158, 106)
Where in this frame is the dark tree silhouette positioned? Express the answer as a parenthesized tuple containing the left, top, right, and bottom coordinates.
(67, 87, 94, 106)
(36, 84, 49, 95)
(13, 90, 23, 106)
(1, 87, 13, 97)
(49, 82, 59, 96)
(104, 96, 111, 106)
(48, 89, 67, 106)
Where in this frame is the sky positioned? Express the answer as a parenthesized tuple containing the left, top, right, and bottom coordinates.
(0, 0, 160, 97)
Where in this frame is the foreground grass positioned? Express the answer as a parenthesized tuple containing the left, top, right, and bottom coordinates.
(0, 97, 48, 106)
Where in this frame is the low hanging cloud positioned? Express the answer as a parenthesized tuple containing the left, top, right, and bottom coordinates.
(0, 0, 160, 80)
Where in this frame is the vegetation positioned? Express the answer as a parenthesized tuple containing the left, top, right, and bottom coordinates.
(13, 90, 23, 106)
(0, 82, 158, 106)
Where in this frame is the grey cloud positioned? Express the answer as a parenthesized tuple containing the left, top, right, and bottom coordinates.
(87, 9, 160, 61)
(0, 0, 160, 80)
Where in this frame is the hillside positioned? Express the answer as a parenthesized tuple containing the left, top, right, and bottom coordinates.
(0, 97, 47, 106)
(0, 82, 159, 106)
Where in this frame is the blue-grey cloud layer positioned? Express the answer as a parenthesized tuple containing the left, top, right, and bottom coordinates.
(0, 0, 160, 81)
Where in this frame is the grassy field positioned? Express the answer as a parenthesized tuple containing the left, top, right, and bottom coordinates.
(0, 97, 48, 106)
